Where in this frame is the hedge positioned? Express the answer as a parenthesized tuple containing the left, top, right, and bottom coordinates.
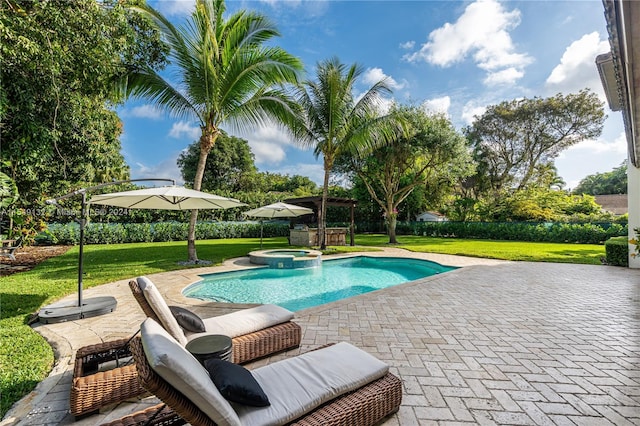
(604, 236, 629, 266)
(37, 220, 627, 246)
(397, 221, 627, 245)
(37, 221, 291, 245)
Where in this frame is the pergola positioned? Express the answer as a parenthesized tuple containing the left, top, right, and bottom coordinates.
(284, 196, 357, 246)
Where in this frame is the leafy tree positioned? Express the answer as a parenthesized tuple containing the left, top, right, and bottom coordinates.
(125, 0, 302, 262)
(177, 132, 257, 193)
(0, 0, 166, 204)
(287, 57, 398, 249)
(465, 90, 605, 193)
(573, 162, 627, 195)
(339, 106, 473, 243)
(177, 133, 318, 215)
(0, 165, 18, 210)
(479, 187, 601, 222)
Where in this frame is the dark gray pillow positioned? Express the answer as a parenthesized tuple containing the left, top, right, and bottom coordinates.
(168, 306, 206, 333)
(204, 359, 270, 407)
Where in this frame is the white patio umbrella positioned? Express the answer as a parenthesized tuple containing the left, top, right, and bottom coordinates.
(90, 186, 246, 210)
(40, 182, 246, 324)
(243, 202, 313, 248)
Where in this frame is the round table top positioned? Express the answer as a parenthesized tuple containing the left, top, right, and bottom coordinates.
(185, 334, 232, 355)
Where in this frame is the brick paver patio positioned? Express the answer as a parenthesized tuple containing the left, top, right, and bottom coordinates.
(2, 249, 639, 425)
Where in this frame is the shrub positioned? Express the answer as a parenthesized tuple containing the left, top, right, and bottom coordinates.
(38, 220, 628, 246)
(84, 223, 127, 244)
(405, 221, 627, 244)
(604, 236, 629, 266)
(124, 223, 153, 243)
(40, 221, 291, 245)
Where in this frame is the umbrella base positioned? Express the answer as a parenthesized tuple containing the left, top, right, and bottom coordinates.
(38, 296, 117, 324)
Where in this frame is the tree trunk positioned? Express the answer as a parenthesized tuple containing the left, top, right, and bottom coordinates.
(188, 209, 199, 262)
(188, 127, 218, 262)
(319, 167, 330, 250)
(388, 214, 398, 244)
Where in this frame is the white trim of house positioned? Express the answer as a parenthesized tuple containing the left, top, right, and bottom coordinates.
(628, 162, 639, 267)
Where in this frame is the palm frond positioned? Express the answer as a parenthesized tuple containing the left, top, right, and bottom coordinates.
(126, 69, 200, 123)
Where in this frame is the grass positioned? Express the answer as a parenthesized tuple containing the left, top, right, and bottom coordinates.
(0, 234, 605, 416)
(355, 234, 606, 264)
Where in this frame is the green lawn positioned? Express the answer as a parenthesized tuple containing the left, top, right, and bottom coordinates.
(356, 234, 605, 264)
(0, 235, 605, 416)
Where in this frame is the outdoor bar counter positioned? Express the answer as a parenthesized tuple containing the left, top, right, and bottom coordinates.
(290, 227, 347, 246)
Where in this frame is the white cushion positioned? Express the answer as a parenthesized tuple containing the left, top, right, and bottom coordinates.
(140, 318, 241, 426)
(234, 342, 389, 425)
(138, 276, 187, 346)
(192, 304, 294, 340)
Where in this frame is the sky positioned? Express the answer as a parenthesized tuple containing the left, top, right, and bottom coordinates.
(117, 0, 628, 191)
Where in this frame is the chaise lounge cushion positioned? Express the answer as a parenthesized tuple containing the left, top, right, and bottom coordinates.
(139, 319, 391, 426)
(138, 277, 188, 346)
(140, 318, 241, 426)
(191, 304, 295, 340)
(204, 359, 270, 407)
(137, 276, 295, 343)
(234, 342, 390, 425)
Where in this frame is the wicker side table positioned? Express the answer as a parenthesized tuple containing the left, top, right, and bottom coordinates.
(70, 337, 147, 419)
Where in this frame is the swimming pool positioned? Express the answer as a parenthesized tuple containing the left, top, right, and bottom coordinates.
(184, 256, 457, 311)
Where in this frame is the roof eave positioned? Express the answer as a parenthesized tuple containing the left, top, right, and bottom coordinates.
(601, 0, 640, 168)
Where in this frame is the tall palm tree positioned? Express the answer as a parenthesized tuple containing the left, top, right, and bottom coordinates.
(125, 0, 302, 262)
(288, 57, 395, 249)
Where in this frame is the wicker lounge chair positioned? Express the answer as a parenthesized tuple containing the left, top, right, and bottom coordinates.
(101, 318, 402, 426)
(128, 277, 302, 364)
(70, 277, 301, 419)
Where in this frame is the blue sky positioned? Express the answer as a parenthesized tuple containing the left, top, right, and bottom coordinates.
(118, 0, 626, 190)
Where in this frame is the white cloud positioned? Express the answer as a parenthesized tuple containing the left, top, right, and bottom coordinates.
(563, 131, 627, 156)
(483, 67, 524, 86)
(168, 121, 201, 140)
(461, 101, 487, 125)
(363, 67, 407, 90)
(422, 96, 451, 115)
(251, 142, 287, 165)
(129, 151, 185, 186)
(378, 97, 396, 115)
(128, 104, 164, 120)
(545, 32, 610, 99)
(404, 0, 532, 86)
(399, 41, 415, 50)
(238, 125, 296, 165)
(554, 109, 628, 190)
(556, 131, 627, 189)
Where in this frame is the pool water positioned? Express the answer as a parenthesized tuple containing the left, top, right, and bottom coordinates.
(184, 256, 457, 311)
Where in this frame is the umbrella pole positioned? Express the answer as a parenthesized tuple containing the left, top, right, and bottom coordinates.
(77, 192, 86, 307)
(260, 220, 264, 249)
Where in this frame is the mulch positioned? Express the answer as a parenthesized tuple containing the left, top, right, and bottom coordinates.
(0, 245, 72, 277)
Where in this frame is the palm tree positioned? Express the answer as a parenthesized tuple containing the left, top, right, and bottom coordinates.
(288, 57, 396, 249)
(125, 0, 302, 262)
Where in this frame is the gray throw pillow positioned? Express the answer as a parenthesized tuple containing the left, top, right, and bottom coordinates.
(169, 306, 206, 333)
